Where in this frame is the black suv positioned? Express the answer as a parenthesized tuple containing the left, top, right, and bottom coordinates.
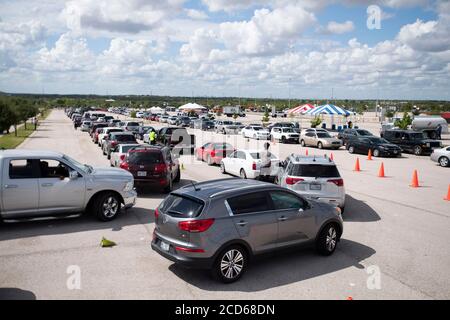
(347, 136, 402, 157)
(382, 130, 441, 155)
(338, 128, 373, 146)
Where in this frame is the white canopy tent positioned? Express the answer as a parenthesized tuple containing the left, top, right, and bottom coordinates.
(178, 103, 206, 111)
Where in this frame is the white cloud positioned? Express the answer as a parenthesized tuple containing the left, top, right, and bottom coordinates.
(398, 18, 450, 52)
(219, 6, 316, 55)
(319, 20, 355, 34)
(185, 9, 209, 20)
(36, 32, 94, 72)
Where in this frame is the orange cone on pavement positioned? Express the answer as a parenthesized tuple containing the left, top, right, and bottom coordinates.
(354, 158, 361, 172)
(367, 149, 372, 160)
(378, 162, 385, 178)
(444, 185, 450, 201)
(305, 149, 309, 156)
(410, 170, 420, 188)
(330, 153, 334, 161)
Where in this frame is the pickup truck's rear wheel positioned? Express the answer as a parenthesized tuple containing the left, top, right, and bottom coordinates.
(94, 192, 121, 221)
(414, 145, 422, 156)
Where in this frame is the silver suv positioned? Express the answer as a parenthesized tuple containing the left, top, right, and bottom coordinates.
(276, 155, 346, 212)
(0, 150, 136, 222)
(152, 178, 343, 283)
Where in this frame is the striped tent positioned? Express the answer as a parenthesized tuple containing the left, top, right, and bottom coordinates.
(304, 104, 354, 116)
(287, 104, 315, 114)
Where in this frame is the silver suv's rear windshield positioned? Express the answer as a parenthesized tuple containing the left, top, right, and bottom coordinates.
(289, 164, 340, 178)
(159, 194, 204, 218)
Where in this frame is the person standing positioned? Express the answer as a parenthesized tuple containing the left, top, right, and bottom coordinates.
(149, 129, 157, 145)
(260, 142, 272, 181)
(436, 124, 442, 140)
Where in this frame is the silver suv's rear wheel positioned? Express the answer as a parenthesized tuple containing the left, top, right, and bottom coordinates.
(213, 246, 247, 283)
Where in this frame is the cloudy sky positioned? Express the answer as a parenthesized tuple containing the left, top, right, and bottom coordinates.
(0, 0, 449, 100)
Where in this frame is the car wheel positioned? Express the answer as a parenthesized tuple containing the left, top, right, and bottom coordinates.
(301, 140, 306, 147)
(240, 169, 247, 179)
(318, 142, 323, 149)
(173, 167, 181, 182)
(207, 155, 214, 166)
(281, 136, 286, 143)
(348, 146, 355, 154)
(163, 178, 173, 193)
(414, 145, 422, 156)
(212, 245, 247, 283)
(107, 152, 111, 160)
(439, 156, 449, 167)
(222, 129, 226, 135)
(220, 162, 227, 174)
(373, 149, 380, 157)
(316, 223, 339, 256)
(94, 192, 121, 222)
(102, 147, 106, 156)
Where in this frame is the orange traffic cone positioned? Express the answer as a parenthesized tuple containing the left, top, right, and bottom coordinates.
(354, 158, 361, 172)
(330, 153, 334, 161)
(410, 170, 419, 188)
(378, 162, 385, 178)
(305, 149, 309, 156)
(444, 185, 450, 201)
(367, 149, 372, 160)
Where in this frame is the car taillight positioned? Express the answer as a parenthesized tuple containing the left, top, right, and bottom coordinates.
(178, 219, 215, 233)
(286, 177, 304, 185)
(210, 151, 216, 158)
(119, 161, 129, 170)
(111, 141, 117, 147)
(120, 154, 125, 161)
(154, 208, 159, 220)
(154, 163, 167, 173)
(328, 178, 344, 187)
(175, 246, 205, 253)
(252, 162, 257, 170)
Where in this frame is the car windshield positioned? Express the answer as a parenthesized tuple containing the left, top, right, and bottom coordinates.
(234, 122, 242, 125)
(63, 155, 90, 174)
(252, 127, 263, 131)
(213, 143, 233, 150)
(128, 151, 162, 164)
(127, 122, 140, 126)
(369, 137, 389, 144)
(114, 134, 135, 141)
(317, 132, 332, 138)
(357, 130, 372, 136)
(158, 194, 204, 218)
(223, 121, 233, 125)
(410, 133, 426, 139)
(283, 128, 295, 133)
(121, 145, 140, 153)
(290, 164, 340, 178)
(250, 152, 276, 159)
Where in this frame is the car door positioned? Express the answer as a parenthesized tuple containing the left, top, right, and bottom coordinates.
(235, 151, 247, 175)
(226, 191, 278, 253)
(305, 132, 315, 146)
(1, 158, 39, 218)
(37, 159, 86, 214)
(268, 190, 314, 247)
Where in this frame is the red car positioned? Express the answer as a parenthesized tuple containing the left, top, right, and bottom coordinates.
(196, 142, 234, 165)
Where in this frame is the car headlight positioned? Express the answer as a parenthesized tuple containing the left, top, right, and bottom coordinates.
(335, 206, 342, 216)
(123, 181, 134, 192)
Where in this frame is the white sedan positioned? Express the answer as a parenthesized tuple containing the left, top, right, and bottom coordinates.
(110, 143, 146, 167)
(241, 125, 270, 140)
(220, 149, 280, 179)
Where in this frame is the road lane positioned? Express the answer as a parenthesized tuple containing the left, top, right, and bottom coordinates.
(0, 109, 449, 299)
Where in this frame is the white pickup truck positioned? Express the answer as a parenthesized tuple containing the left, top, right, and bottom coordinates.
(0, 149, 136, 222)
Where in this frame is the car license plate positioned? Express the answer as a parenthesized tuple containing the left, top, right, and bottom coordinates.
(310, 184, 322, 190)
(137, 171, 147, 177)
(160, 241, 170, 252)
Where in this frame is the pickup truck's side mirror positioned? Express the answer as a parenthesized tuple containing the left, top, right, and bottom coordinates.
(69, 171, 78, 180)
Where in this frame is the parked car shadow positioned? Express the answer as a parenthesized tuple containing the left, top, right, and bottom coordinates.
(0, 288, 36, 300)
(136, 179, 198, 199)
(343, 195, 381, 222)
(169, 239, 375, 292)
(0, 205, 153, 241)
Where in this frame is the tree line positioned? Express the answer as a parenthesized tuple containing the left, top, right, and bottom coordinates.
(0, 98, 41, 135)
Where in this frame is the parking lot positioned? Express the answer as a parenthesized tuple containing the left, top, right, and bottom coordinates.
(1, 109, 449, 299)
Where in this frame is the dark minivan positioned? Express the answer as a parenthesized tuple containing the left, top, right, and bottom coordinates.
(120, 145, 180, 193)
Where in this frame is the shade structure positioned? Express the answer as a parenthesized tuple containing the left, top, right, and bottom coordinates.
(178, 103, 206, 111)
(288, 104, 315, 114)
(305, 104, 355, 116)
(150, 106, 164, 113)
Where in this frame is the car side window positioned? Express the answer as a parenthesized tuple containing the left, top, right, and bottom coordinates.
(39, 159, 72, 179)
(8, 159, 36, 179)
(227, 192, 271, 215)
(269, 191, 306, 210)
(236, 151, 246, 160)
